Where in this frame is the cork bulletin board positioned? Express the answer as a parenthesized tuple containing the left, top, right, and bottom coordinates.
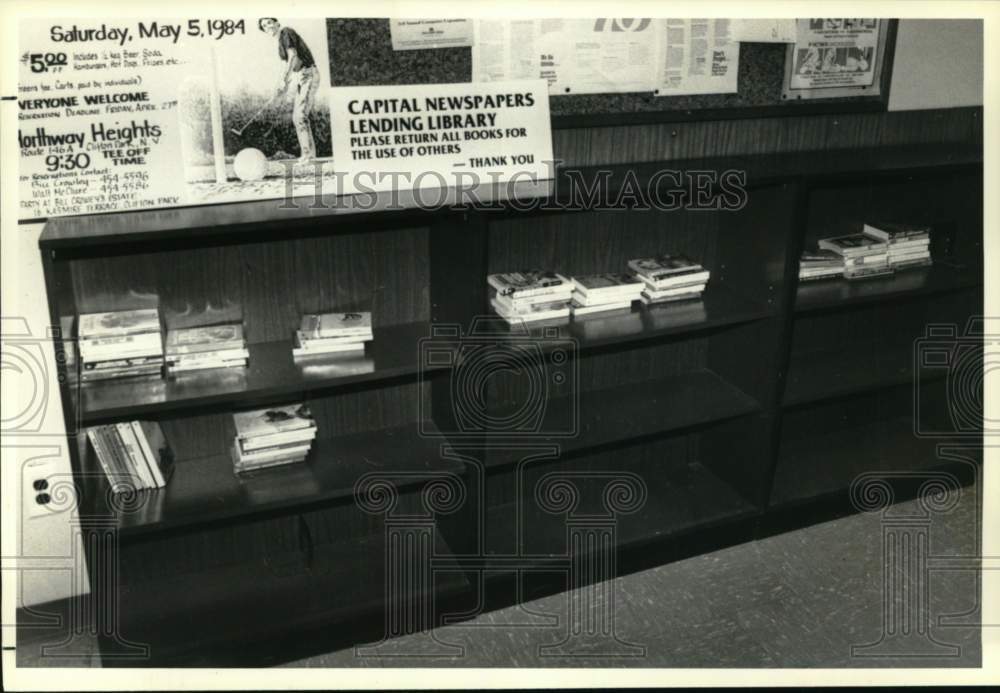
(326, 19, 898, 128)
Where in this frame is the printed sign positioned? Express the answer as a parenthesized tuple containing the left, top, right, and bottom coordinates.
(17, 17, 333, 220)
(783, 18, 889, 99)
(389, 19, 472, 50)
(329, 80, 553, 195)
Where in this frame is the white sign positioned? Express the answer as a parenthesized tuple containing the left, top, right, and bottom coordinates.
(656, 19, 740, 96)
(329, 80, 553, 195)
(731, 19, 797, 43)
(17, 18, 334, 220)
(390, 19, 472, 50)
(473, 18, 662, 94)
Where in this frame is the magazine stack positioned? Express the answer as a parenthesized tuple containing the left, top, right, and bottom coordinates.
(293, 312, 373, 358)
(628, 254, 711, 304)
(165, 324, 248, 375)
(819, 233, 893, 280)
(488, 271, 573, 324)
(87, 421, 174, 491)
(862, 221, 932, 271)
(798, 249, 844, 282)
(231, 404, 317, 474)
(570, 273, 644, 317)
(77, 308, 164, 383)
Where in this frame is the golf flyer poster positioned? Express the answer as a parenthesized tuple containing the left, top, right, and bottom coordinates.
(17, 18, 334, 219)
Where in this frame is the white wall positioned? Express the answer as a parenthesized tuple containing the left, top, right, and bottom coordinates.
(1, 221, 91, 611)
(889, 19, 984, 111)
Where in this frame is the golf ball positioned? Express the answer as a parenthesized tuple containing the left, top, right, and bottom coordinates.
(233, 148, 268, 182)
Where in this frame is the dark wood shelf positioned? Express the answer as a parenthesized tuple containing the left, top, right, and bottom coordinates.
(85, 422, 464, 539)
(481, 462, 756, 561)
(111, 526, 467, 665)
(770, 416, 981, 506)
(783, 339, 943, 408)
(483, 369, 761, 469)
(479, 283, 771, 352)
(794, 263, 980, 314)
(75, 321, 439, 425)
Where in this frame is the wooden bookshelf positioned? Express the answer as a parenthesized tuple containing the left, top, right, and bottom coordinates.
(35, 144, 983, 665)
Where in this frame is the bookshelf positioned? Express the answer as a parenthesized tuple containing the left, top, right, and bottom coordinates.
(36, 143, 982, 665)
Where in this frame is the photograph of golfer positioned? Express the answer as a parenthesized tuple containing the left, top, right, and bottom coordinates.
(259, 18, 319, 164)
(176, 17, 334, 204)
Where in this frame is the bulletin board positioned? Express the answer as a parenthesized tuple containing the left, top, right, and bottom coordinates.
(326, 19, 898, 129)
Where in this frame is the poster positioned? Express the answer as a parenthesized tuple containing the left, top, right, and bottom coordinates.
(473, 19, 662, 94)
(17, 17, 334, 220)
(788, 18, 881, 90)
(329, 80, 553, 195)
(731, 19, 796, 43)
(656, 19, 740, 95)
(389, 19, 472, 50)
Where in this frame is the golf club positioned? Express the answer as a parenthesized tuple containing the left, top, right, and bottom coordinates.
(230, 93, 281, 137)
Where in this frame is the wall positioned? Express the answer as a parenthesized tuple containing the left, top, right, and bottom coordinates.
(889, 19, 984, 111)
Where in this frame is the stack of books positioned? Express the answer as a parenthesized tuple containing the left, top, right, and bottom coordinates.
(798, 249, 844, 282)
(819, 233, 893, 280)
(863, 221, 932, 271)
(293, 312, 373, 358)
(570, 273, 644, 318)
(488, 271, 573, 324)
(78, 309, 164, 383)
(164, 324, 248, 375)
(628, 254, 710, 304)
(86, 421, 174, 491)
(232, 404, 317, 474)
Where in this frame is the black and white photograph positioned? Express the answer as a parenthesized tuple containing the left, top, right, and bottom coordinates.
(2, 1, 996, 689)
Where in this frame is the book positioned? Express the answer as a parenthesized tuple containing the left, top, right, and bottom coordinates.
(640, 290, 703, 304)
(487, 271, 571, 298)
(862, 221, 931, 242)
(234, 404, 316, 442)
(571, 298, 634, 317)
(627, 254, 707, 284)
(84, 355, 164, 371)
(818, 233, 888, 256)
(78, 309, 161, 338)
(165, 347, 249, 364)
(641, 283, 707, 300)
(299, 312, 373, 340)
(234, 442, 312, 466)
(843, 253, 889, 267)
(102, 425, 143, 490)
(292, 335, 367, 357)
(165, 324, 245, 355)
(167, 358, 248, 374)
(87, 428, 118, 486)
(571, 273, 645, 298)
(844, 265, 895, 280)
(80, 364, 163, 382)
(78, 332, 164, 360)
(132, 420, 174, 487)
(492, 294, 571, 314)
(799, 249, 843, 265)
(490, 297, 570, 323)
(116, 422, 155, 489)
(239, 428, 317, 452)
